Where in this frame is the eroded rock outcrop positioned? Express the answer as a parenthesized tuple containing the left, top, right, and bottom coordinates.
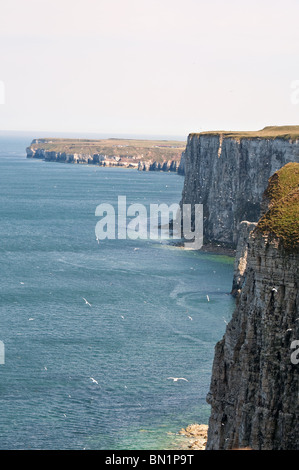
(178, 424, 208, 450)
(231, 221, 257, 296)
(137, 159, 180, 172)
(180, 127, 299, 246)
(206, 163, 299, 450)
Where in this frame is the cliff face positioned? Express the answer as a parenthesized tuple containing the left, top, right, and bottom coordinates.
(137, 153, 185, 173)
(26, 147, 185, 174)
(26, 138, 186, 174)
(137, 159, 181, 172)
(26, 147, 140, 168)
(181, 131, 299, 246)
(206, 163, 299, 450)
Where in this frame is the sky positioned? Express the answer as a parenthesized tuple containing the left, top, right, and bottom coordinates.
(0, 0, 299, 138)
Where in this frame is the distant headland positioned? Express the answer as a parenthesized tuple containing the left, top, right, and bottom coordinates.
(26, 137, 186, 174)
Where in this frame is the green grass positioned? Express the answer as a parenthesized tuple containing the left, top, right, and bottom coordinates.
(256, 163, 299, 251)
(189, 125, 299, 141)
(263, 162, 299, 203)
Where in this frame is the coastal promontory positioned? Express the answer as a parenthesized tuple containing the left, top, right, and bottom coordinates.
(26, 137, 186, 174)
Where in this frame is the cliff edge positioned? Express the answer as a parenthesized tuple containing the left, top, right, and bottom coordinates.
(180, 126, 299, 247)
(206, 162, 299, 450)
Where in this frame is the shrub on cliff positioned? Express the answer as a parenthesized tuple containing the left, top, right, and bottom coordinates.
(256, 162, 299, 251)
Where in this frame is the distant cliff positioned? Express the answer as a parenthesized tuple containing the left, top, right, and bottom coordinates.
(26, 137, 185, 174)
(206, 163, 299, 450)
(180, 126, 299, 246)
(138, 156, 185, 174)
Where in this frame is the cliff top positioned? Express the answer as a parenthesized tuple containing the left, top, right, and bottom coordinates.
(189, 125, 299, 141)
(256, 162, 299, 251)
(28, 138, 186, 163)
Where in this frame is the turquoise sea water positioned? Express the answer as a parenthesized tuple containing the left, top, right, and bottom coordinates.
(0, 136, 235, 449)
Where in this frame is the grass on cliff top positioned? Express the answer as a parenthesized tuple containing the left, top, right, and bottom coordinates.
(189, 125, 299, 141)
(263, 162, 299, 203)
(256, 162, 299, 251)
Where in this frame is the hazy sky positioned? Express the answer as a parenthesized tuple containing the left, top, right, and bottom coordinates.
(0, 0, 299, 137)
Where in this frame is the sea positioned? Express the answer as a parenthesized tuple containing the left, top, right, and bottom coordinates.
(0, 133, 235, 450)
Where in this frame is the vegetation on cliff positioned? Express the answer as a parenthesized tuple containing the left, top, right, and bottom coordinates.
(256, 162, 299, 251)
(190, 125, 299, 141)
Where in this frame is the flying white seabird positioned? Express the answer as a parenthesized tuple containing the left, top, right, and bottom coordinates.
(83, 297, 92, 307)
(167, 377, 188, 382)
